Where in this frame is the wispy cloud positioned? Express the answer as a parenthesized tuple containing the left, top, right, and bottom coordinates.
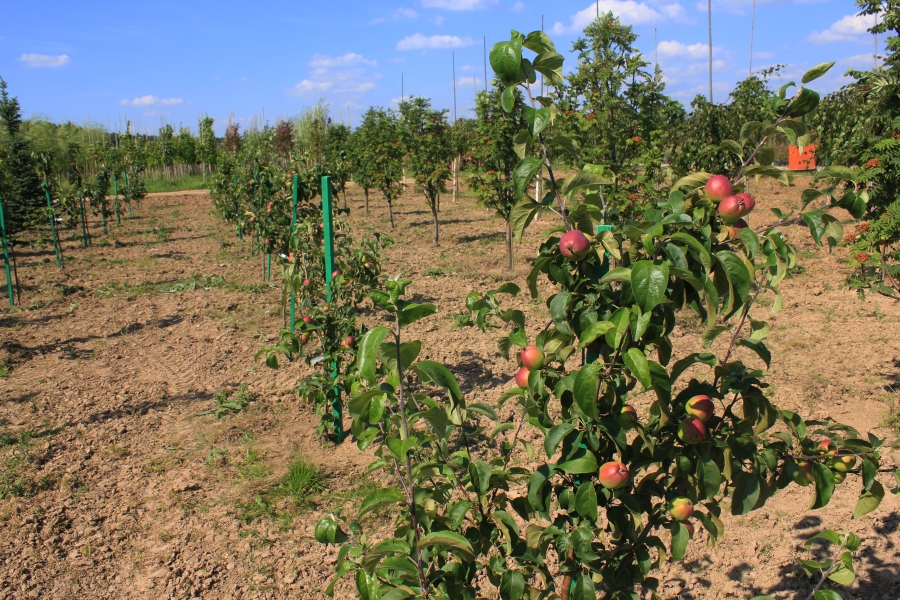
(290, 52, 380, 97)
(119, 95, 184, 107)
(17, 53, 70, 68)
(396, 33, 474, 50)
(551, 1, 687, 34)
(421, 0, 497, 9)
(809, 13, 878, 44)
(309, 53, 377, 68)
(657, 40, 709, 60)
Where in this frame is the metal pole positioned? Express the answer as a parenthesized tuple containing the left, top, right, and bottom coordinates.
(401, 73, 404, 102)
(45, 184, 62, 268)
(708, 0, 713, 103)
(483, 37, 488, 92)
(749, 0, 755, 76)
(113, 173, 121, 224)
(0, 194, 14, 307)
(290, 173, 298, 330)
(321, 176, 342, 443)
(452, 52, 457, 123)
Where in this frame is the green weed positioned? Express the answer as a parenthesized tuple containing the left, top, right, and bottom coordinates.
(196, 384, 254, 419)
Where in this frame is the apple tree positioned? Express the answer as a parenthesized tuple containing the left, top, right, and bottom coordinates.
(357, 107, 404, 229)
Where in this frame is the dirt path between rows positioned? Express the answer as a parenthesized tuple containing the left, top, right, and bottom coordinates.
(0, 180, 898, 599)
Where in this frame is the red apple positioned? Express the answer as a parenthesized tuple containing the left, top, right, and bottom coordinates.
(599, 461, 630, 489)
(621, 405, 638, 422)
(249, 216, 255, 222)
(364, 261, 374, 269)
(331, 269, 341, 279)
(794, 461, 814, 486)
(817, 439, 838, 456)
(735, 192, 755, 215)
(685, 395, 715, 422)
(303, 316, 313, 324)
(299, 334, 309, 344)
(717, 195, 744, 224)
(705, 175, 733, 201)
(340, 335, 355, 348)
(520, 345, 545, 370)
(668, 497, 694, 521)
(515, 367, 530, 389)
(677, 417, 706, 445)
(302, 278, 311, 287)
(559, 230, 591, 261)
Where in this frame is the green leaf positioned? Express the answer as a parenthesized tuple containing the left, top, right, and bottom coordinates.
(702, 324, 731, 348)
(598, 267, 631, 284)
(732, 470, 761, 515)
(549, 291, 572, 335)
(413, 361, 463, 407)
(577, 321, 614, 351)
(853, 480, 885, 519)
(527, 464, 552, 512)
(422, 406, 452, 439)
(359, 487, 404, 519)
(544, 422, 574, 459)
(802, 61, 835, 84)
(510, 200, 539, 242)
(419, 531, 475, 561)
(810, 462, 835, 509)
(671, 352, 717, 382)
(606, 307, 630, 349)
(737, 339, 771, 368)
(631, 260, 669, 313)
(490, 41, 523, 86)
(575, 483, 598, 521)
(398, 303, 437, 328)
(572, 362, 602, 421)
(522, 106, 551, 139)
(671, 232, 712, 272)
(513, 157, 542, 201)
(623, 348, 651, 389)
(379, 340, 421, 376)
(812, 591, 843, 600)
(698, 456, 722, 499)
(469, 460, 492, 496)
(670, 521, 689, 560)
(557, 450, 598, 474)
(571, 573, 595, 600)
(358, 326, 389, 384)
(672, 171, 711, 192)
(499, 570, 525, 600)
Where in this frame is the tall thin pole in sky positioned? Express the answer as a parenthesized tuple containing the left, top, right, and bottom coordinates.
(596, 0, 599, 18)
(541, 15, 544, 96)
(483, 37, 488, 92)
(875, 11, 879, 69)
(401, 73, 404, 102)
(749, 0, 756, 76)
(654, 28, 658, 69)
(708, 0, 713, 103)
(452, 51, 457, 122)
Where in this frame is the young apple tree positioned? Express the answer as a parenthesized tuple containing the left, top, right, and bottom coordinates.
(357, 108, 404, 228)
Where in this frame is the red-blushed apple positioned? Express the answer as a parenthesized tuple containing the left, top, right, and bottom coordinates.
(717, 195, 744, 224)
(685, 395, 716, 422)
(830, 454, 856, 472)
(669, 497, 694, 521)
(683, 521, 695, 537)
(299, 334, 309, 345)
(340, 335, 355, 348)
(677, 417, 707, 444)
(249, 216, 255, 223)
(515, 367, 531, 389)
(520, 345, 545, 370)
(817, 438, 838, 456)
(621, 405, 638, 422)
(364, 261, 374, 269)
(735, 192, 755, 215)
(303, 316, 313, 324)
(705, 174, 733, 201)
(599, 461, 630, 489)
(331, 269, 341, 279)
(559, 230, 591, 261)
(794, 461, 814, 486)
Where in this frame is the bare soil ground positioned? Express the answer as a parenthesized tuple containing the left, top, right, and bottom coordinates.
(0, 179, 898, 600)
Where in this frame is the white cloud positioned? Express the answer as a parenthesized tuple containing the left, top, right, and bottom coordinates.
(809, 13, 878, 44)
(421, 0, 497, 9)
(395, 7, 418, 18)
(657, 40, 709, 60)
(754, 51, 775, 60)
(335, 82, 376, 94)
(119, 95, 184, 107)
(17, 53, 70, 68)
(551, 1, 687, 34)
(310, 53, 377, 68)
(456, 76, 482, 87)
(289, 80, 333, 96)
(434, 15, 445, 25)
(396, 33, 474, 50)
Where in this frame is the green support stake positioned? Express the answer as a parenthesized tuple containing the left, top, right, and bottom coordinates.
(322, 176, 342, 443)
(113, 173, 121, 225)
(44, 184, 62, 269)
(124, 172, 133, 218)
(289, 173, 299, 331)
(266, 252, 271, 281)
(80, 198, 90, 247)
(0, 194, 14, 307)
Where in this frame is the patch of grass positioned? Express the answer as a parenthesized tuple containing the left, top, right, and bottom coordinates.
(145, 173, 208, 194)
(196, 384, 255, 419)
(0, 363, 8, 378)
(881, 394, 900, 434)
(426, 268, 446, 277)
(283, 457, 326, 499)
(238, 447, 269, 480)
(234, 456, 328, 526)
(450, 311, 474, 329)
(96, 273, 226, 299)
(0, 428, 58, 499)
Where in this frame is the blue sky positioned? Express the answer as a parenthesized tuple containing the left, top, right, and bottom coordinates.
(0, 0, 887, 135)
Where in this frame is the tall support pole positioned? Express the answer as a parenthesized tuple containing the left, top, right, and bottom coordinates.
(483, 37, 488, 92)
(0, 194, 14, 307)
(125, 171, 133, 217)
(322, 176, 342, 443)
(749, 0, 756, 76)
(44, 184, 62, 269)
(113, 173, 121, 225)
(289, 173, 299, 331)
(452, 52, 457, 123)
(708, 0, 714, 103)
(80, 197, 90, 247)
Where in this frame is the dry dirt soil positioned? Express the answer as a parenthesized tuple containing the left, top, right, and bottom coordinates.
(0, 178, 898, 600)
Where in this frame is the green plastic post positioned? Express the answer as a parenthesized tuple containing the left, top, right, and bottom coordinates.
(113, 173, 121, 225)
(289, 173, 299, 331)
(322, 176, 342, 443)
(44, 184, 62, 269)
(266, 252, 271, 281)
(124, 172, 133, 217)
(0, 194, 14, 307)
(586, 224, 613, 365)
(80, 198, 90, 247)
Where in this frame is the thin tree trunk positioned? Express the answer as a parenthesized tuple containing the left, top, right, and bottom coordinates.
(452, 156, 459, 203)
(387, 198, 394, 229)
(505, 218, 513, 271)
(431, 198, 439, 247)
(364, 188, 370, 216)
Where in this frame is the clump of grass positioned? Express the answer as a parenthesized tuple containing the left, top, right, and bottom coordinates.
(234, 456, 327, 526)
(283, 457, 326, 499)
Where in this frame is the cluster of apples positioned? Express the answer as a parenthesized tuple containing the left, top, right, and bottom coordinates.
(514, 345, 544, 388)
(794, 438, 856, 486)
(705, 174, 756, 235)
(677, 395, 716, 445)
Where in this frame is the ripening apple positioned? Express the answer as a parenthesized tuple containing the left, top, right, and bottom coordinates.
(303, 316, 313, 324)
(735, 192, 755, 216)
(520, 345, 545, 370)
(685, 395, 715, 422)
(831, 454, 856, 472)
(559, 230, 591, 261)
(705, 174, 733, 201)
(249, 216, 255, 223)
(794, 461, 815, 486)
(621, 405, 638, 422)
(299, 334, 309, 345)
(302, 278, 311, 287)
(340, 335, 355, 348)
(515, 367, 531, 389)
(833, 471, 846, 484)
(677, 417, 707, 444)
(331, 269, 341, 279)
(599, 461, 630, 489)
(364, 261, 375, 269)
(717, 195, 744, 224)
(817, 438, 838, 456)
(669, 497, 694, 521)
